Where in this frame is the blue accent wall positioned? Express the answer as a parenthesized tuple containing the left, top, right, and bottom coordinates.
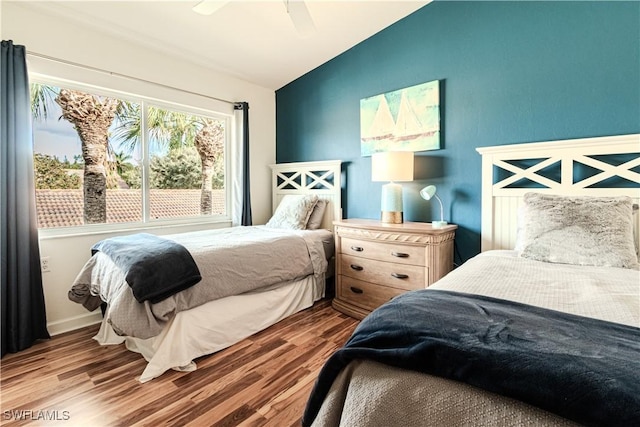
(275, 1, 640, 263)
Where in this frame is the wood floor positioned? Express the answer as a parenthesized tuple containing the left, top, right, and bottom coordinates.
(0, 300, 359, 427)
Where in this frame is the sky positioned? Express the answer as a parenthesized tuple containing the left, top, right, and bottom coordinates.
(32, 109, 149, 165)
(33, 115, 83, 161)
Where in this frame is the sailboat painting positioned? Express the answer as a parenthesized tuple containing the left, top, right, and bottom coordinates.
(360, 80, 440, 156)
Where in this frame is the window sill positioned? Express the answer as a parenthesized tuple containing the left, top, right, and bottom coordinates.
(38, 218, 233, 241)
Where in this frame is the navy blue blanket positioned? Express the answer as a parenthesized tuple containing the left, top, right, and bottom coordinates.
(92, 233, 202, 304)
(303, 290, 640, 426)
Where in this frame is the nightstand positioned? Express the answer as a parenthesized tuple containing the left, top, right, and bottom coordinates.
(332, 219, 457, 319)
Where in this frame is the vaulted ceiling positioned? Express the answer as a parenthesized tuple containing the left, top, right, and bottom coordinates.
(15, 0, 430, 90)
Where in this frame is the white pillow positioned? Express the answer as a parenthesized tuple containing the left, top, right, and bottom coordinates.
(306, 199, 328, 230)
(516, 193, 638, 269)
(265, 194, 318, 230)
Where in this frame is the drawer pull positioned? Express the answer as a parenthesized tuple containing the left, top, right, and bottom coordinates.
(350, 264, 364, 271)
(350, 246, 364, 252)
(350, 286, 364, 294)
(391, 273, 409, 279)
(391, 251, 409, 258)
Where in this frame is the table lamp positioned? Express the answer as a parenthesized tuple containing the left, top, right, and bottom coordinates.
(372, 151, 414, 224)
(420, 185, 448, 228)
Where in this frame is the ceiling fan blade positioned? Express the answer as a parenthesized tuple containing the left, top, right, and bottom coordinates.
(192, 0, 232, 16)
(285, 0, 316, 37)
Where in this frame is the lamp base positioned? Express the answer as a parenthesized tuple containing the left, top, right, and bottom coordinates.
(380, 211, 404, 224)
(381, 211, 403, 224)
(380, 182, 404, 224)
(432, 220, 448, 229)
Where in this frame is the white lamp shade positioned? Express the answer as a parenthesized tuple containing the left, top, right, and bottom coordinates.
(419, 185, 437, 200)
(371, 151, 414, 182)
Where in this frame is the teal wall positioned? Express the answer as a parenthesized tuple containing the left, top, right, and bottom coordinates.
(275, 1, 640, 263)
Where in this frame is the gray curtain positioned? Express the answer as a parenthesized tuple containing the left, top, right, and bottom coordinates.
(234, 102, 252, 226)
(1, 40, 50, 357)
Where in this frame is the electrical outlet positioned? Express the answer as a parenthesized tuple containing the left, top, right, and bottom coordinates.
(41, 256, 51, 273)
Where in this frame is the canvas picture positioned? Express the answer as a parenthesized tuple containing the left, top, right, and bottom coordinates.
(360, 80, 440, 156)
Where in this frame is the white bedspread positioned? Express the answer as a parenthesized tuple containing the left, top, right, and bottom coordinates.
(431, 250, 639, 327)
(71, 226, 331, 339)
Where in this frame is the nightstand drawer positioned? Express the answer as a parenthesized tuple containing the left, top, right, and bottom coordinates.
(340, 254, 425, 291)
(341, 237, 425, 266)
(337, 276, 405, 312)
(332, 219, 456, 320)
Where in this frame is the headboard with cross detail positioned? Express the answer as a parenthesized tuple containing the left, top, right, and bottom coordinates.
(476, 134, 640, 252)
(269, 160, 342, 230)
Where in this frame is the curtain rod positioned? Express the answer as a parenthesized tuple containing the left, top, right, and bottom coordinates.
(26, 51, 238, 106)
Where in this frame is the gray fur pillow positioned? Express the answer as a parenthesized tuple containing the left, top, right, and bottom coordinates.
(516, 193, 638, 269)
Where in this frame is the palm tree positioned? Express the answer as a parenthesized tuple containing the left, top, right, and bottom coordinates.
(56, 89, 118, 223)
(30, 83, 58, 121)
(194, 119, 224, 214)
(31, 84, 225, 221)
(111, 105, 199, 153)
(112, 150, 133, 176)
(31, 85, 118, 223)
(113, 105, 225, 214)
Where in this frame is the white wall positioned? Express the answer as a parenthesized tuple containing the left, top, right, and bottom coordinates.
(2, 2, 276, 334)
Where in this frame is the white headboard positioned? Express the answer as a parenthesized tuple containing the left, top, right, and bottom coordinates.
(476, 134, 640, 251)
(269, 160, 342, 230)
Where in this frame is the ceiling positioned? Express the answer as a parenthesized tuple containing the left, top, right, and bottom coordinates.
(16, 0, 430, 90)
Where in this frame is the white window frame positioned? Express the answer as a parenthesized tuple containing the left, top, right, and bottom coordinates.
(30, 73, 234, 238)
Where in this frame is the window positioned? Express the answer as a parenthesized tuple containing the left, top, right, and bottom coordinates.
(31, 80, 229, 230)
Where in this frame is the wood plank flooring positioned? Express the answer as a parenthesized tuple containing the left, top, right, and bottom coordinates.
(0, 300, 359, 427)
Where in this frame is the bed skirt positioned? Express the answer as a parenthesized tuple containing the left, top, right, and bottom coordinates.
(94, 275, 323, 382)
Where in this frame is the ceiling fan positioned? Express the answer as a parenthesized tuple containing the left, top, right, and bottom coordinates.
(192, 0, 316, 36)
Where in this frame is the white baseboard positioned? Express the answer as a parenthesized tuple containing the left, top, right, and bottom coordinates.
(47, 311, 103, 336)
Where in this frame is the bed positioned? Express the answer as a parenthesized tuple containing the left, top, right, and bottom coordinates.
(303, 134, 640, 427)
(68, 160, 342, 382)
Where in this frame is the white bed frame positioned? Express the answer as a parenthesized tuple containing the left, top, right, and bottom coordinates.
(270, 160, 342, 229)
(476, 134, 640, 252)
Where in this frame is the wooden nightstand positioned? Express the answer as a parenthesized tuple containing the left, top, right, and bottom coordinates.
(332, 219, 457, 319)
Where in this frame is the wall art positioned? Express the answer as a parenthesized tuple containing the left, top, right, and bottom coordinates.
(360, 79, 440, 156)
